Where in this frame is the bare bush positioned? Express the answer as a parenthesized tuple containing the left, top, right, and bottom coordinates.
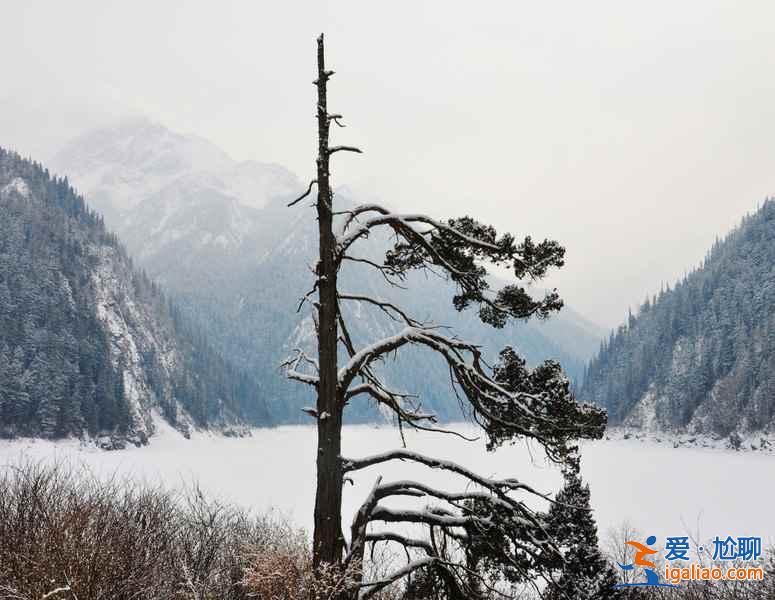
(242, 550, 358, 600)
(242, 541, 403, 600)
(0, 461, 303, 600)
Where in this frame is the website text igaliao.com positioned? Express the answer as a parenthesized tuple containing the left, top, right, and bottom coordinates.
(664, 563, 764, 585)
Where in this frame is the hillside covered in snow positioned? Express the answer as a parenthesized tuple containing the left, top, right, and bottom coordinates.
(580, 200, 775, 437)
(0, 148, 270, 445)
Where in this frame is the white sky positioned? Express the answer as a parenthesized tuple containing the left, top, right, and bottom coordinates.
(2, 1, 775, 327)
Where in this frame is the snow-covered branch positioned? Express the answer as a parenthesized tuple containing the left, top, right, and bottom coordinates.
(371, 480, 534, 519)
(336, 205, 500, 256)
(336, 207, 567, 329)
(364, 531, 434, 553)
(344, 383, 434, 423)
(338, 212, 482, 278)
(336, 326, 559, 448)
(336, 309, 430, 428)
(337, 327, 477, 391)
(369, 505, 490, 529)
(280, 349, 319, 388)
(341, 448, 547, 501)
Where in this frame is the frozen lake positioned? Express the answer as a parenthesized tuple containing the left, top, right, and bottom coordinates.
(1, 422, 773, 548)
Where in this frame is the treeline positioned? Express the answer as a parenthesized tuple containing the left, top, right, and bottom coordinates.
(580, 199, 775, 435)
(0, 149, 129, 437)
(0, 148, 268, 440)
(165, 301, 271, 426)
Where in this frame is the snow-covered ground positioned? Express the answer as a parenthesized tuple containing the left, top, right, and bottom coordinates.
(605, 425, 775, 452)
(1, 421, 773, 547)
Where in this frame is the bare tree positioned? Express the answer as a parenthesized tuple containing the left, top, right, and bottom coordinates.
(285, 33, 607, 599)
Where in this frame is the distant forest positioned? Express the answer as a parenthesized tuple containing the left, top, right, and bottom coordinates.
(580, 200, 775, 435)
(0, 149, 269, 440)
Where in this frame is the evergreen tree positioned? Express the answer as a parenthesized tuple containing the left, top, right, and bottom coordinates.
(545, 454, 622, 600)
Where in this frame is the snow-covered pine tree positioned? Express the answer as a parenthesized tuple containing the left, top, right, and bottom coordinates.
(545, 453, 622, 600)
(284, 34, 609, 599)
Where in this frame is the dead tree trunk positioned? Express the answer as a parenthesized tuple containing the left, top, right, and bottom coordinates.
(312, 33, 344, 570)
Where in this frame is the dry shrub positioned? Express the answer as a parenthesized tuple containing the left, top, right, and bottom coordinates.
(242, 546, 361, 600)
(0, 461, 302, 600)
(0, 462, 407, 600)
(242, 533, 404, 600)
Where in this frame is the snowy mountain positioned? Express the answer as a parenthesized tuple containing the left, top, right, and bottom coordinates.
(0, 148, 269, 445)
(580, 200, 775, 437)
(52, 119, 605, 423)
(52, 117, 303, 296)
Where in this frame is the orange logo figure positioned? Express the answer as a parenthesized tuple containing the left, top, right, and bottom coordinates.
(615, 535, 675, 588)
(626, 539, 659, 569)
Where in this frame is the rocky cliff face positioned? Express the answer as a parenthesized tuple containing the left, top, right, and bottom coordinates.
(89, 242, 184, 443)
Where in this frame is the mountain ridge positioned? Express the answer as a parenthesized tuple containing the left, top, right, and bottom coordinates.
(51, 117, 605, 424)
(0, 147, 269, 445)
(580, 200, 775, 436)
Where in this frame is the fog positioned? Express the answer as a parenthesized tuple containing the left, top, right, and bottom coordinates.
(3, 1, 775, 326)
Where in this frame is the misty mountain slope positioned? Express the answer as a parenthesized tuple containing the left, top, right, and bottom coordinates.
(52, 117, 304, 296)
(52, 119, 604, 423)
(580, 200, 775, 436)
(0, 148, 270, 444)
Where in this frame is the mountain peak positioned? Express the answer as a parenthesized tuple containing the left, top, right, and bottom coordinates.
(52, 118, 304, 217)
(50, 117, 234, 216)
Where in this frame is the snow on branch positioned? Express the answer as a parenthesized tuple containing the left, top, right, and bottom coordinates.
(280, 349, 319, 388)
(347, 484, 478, 599)
(349, 477, 558, 598)
(337, 327, 477, 391)
(336, 205, 500, 255)
(335, 326, 561, 446)
(344, 383, 433, 421)
(336, 311, 448, 435)
(338, 213, 488, 278)
(336, 205, 567, 328)
(341, 448, 548, 502)
(366, 479, 557, 559)
(371, 480, 535, 521)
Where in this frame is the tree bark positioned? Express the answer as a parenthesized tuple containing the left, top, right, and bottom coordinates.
(312, 33, 344, 570)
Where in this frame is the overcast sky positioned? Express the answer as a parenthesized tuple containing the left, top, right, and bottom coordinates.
(2, 1, 775, 327)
